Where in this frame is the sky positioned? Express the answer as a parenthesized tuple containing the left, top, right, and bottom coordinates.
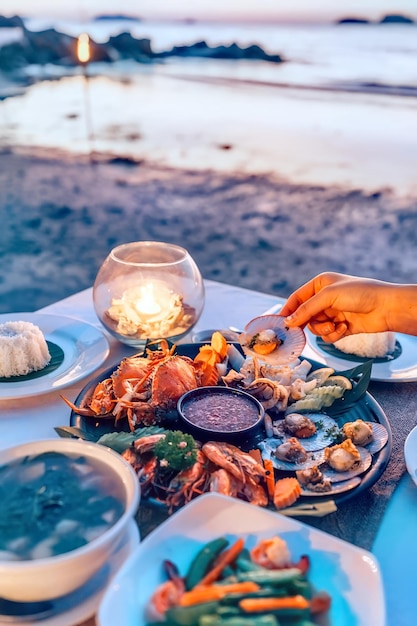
(3, 0, 417, 22)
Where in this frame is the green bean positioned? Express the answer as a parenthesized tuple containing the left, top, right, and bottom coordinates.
(185, 538, 230, 590)
(279, 621, 315, 626)
(265, 608, 309, 620)
(236, 568, 303, 586)
(222, 565, 236, 578)
(285, 579, 312, 599)
(216, 607, 241, 618)
(235, 556, 263, 573)
(166, 601, 220, 626)
(220, 588, 291, 605)
(199, 614, 280, 626)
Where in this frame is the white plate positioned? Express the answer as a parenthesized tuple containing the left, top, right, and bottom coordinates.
(0, 313, 109, 399)
(98, 493, 385, 626)
(302, 328, 417, 383)
(404, 425, 417, 486)
(0, 520, 139, 626)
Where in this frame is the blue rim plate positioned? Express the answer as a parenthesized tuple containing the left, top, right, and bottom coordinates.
(0, 313, 109, 399)
(304, 328, 417, 383)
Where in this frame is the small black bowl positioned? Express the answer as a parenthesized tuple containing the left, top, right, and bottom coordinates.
(177, 386, 265, 443)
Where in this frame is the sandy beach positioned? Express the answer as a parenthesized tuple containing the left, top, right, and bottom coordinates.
(2, 18, 417, 315)
(2, 144, 417, 315)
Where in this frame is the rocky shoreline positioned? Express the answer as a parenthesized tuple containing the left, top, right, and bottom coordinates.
(0, 14, 283, 85)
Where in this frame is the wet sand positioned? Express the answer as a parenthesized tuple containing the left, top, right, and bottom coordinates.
(2, 146, 417, 314)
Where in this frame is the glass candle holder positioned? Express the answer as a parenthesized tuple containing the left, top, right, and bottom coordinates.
(93, 242, 205, 348)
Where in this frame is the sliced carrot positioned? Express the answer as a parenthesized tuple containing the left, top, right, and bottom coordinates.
(194, 347, 221, 367)
(211, 331, 228, 360)
(179, 581, 260, 606)
(195, 345, 215, 355)
(196, 537, 245, 587)
(199, 362, 219, 386)
(263, 458, 275, 500)
(248, 448, 263, 464)
(273, 477, 302, 510)
(239, 595, 309, 613)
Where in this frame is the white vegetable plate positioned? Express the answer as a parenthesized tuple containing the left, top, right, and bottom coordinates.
(97, 492, 385, 626)
(0, 313, 109, 399)
(404, 424, 417, 486)
(303, 328, 417, 383)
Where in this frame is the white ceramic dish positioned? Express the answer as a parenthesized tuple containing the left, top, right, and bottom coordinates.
(0, 521, 139, 626)
(304, 328, 417, 383)
(98, 492, 386, 626)
(0, 313, 109, 399)
(404, 425, 417, 486)
(0, 439, 140, 603)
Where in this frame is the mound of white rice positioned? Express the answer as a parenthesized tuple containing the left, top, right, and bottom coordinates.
(333, 332, 396, 359)
(0, 321, 51, 378)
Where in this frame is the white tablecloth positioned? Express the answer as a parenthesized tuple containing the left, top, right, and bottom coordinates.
(0, 279, 414, 626)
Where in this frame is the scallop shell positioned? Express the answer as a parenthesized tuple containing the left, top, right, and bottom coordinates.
(300, 476, 361, 497)
(320, 446, 372, 483)
(239, 315, 306, 365)
(363, 422, 389, 455)
(273, 413, 340, 452)
(258, 437, 326, 471)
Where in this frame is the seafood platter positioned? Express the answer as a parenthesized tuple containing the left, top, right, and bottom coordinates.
(61, 314, 392, 515)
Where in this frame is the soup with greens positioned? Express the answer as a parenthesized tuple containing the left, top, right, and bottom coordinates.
(0, 451, 125, 561)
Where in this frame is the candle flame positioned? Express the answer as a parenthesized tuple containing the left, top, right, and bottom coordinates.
(135, 283, 162, 316)
(77, 33, 90, 64)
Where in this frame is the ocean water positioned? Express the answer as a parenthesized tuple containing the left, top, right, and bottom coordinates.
(18, 18, 417, 93)
(1, 19, 417, 194)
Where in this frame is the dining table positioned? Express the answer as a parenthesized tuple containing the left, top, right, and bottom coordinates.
(1, 278, 416, 626)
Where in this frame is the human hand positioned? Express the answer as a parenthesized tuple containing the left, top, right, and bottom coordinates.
(280, 272, 393, 343)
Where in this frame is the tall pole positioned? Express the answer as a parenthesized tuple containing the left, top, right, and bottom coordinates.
(77, 33, 95, 163)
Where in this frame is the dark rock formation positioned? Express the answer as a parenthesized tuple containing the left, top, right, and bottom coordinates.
(106, 32, 155, 62)
(0, 15, 24, 28)
(0, 20, 284, 74)
(157, 40, 283, 63)
(0, 27, 112, 71)
(337, 17, 370, 24)
(380, 14, 414, 24)
(93, 14, 141, 22)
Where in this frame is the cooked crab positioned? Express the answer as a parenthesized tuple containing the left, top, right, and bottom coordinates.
(62, 340, 199, 430)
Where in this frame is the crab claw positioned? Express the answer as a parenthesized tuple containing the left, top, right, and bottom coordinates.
(60, 394, 110, 417)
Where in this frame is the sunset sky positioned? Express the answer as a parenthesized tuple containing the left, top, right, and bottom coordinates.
(3, 0, 417, 22)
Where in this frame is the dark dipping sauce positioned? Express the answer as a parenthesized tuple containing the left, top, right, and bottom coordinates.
(181, 390, 261, 432)
(0, 451, 125, 561)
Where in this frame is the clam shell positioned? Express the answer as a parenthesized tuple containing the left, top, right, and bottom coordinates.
(300, 476, 361, 497)
(273, 413, 340, 452)
(258, 437, 326, 471)
(320, 446, 372, 483)
(239, 315, 306, 365)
